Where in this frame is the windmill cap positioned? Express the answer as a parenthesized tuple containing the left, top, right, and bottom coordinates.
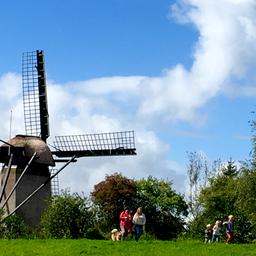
(6, 135, 55, 166)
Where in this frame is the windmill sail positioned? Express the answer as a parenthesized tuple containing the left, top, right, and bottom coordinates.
(22, 50, 49, 141)
(52, 131, 136, 157)
(0, 50, 137, 228)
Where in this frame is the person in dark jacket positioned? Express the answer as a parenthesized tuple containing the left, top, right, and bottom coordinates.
(204, 224, 213, 243)
(223, 215, 234, 244)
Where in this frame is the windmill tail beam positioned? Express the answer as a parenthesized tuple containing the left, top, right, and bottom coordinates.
(0, 154, 13, 203)
(1, 152, 37, 209)
(53, 158, 77, 163)
(1, 155, 76, 222)
(0, 139, 15, 148)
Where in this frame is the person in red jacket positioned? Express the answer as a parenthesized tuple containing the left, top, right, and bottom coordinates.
(119, 209, 133, 240)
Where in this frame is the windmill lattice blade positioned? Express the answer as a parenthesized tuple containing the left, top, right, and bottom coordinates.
(52, 131, 136, 157)
(22, 51, 41, 137)
(22, 50, 49, 141)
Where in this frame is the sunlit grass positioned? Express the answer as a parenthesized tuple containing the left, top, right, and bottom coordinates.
(0, 239, 255, 256)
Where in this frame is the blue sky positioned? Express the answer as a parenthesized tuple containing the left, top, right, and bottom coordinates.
(0, 0, 196, 80)
(0, 0, 255, 194)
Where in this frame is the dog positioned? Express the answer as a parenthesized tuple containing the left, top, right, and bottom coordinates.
(111, 228, 122, 241)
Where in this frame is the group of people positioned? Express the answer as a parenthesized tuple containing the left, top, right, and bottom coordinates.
(118, 207, 146, 241)
(204, 214, 234, 244)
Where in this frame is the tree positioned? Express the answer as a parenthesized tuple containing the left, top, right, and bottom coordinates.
(40, 191, 93, 238)
(188, 162, 256, 243)
(249, 111, 256, 167)
(188, 172, 236, 240)
(186, 152, 210, 218)
(90, 173, 137, 232)
(91, 173, 188, 239)
(135, 176, 188, 240)
(222, 158, 238, 177)
(187, 111, 256, 242)
(235, 168, 256, 241)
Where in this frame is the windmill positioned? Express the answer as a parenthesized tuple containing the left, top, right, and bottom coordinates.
(0, 50, 136, 227)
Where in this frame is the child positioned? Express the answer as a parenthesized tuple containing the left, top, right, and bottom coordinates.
(212, 220, 221, 242)
(223, 215, 234, 244)
(204, 224, 213, 243)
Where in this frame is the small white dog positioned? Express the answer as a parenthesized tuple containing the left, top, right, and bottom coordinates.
(111, 229, 122, 241)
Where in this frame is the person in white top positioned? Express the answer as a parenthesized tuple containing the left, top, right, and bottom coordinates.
(212, 220, 221, 242)
(132, 207, 146, 241)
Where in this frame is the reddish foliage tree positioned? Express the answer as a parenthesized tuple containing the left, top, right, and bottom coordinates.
(91, 173, 137, 230)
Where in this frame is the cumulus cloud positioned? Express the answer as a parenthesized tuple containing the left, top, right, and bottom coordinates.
(1, 0, 256, 195)
(0, 73, 24, 138)
(45, 80, 186, 194)
(53, 0, 256, 194)
(171, 0, 256, 97)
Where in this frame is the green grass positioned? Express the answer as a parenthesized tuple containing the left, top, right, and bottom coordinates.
(0, 239, 255, 256)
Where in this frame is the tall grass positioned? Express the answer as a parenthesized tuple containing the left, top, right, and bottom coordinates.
(0, 239, 255, 256)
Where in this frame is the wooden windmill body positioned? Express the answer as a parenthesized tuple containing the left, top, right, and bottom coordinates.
(0, 50, 136, 227)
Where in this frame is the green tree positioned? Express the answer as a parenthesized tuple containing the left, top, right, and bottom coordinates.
(91, 173, 137, 232)
(135, 176, 188, 240)
(40, 191, 93, 238)
(235, 168, 256, 240)
(188, 162, 256, 243)
(222, 158, 239, 177)
(187, 111, 256, 242)
(91, 174, 188, 239)
(249, 111, 256, 167)
(188, 172, 236, 240)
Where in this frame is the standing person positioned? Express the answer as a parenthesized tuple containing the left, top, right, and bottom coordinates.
(125, 210, 133, 236)
(119, 209, 133, 240)
(212, 220, 221, 242)
(204, 224, 213, 243)
(223, 215, 234, 244)
(133, 207, 146, 241)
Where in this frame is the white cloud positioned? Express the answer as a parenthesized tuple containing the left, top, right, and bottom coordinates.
(51, 0, 256, 194)
(171, 0, 256, 94)
(0, 73, 24, 139)
(1, 0, 256, 196)
(0, 73, 21, 101)
(45, 81, 187, 194)
(139, 0, 256, 123)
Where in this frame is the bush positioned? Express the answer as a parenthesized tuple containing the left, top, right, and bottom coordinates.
(2, 214, 30, 239)
(40, 191, 94, 238)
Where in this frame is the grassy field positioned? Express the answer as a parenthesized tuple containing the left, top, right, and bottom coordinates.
(0, 239, 255, 256)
